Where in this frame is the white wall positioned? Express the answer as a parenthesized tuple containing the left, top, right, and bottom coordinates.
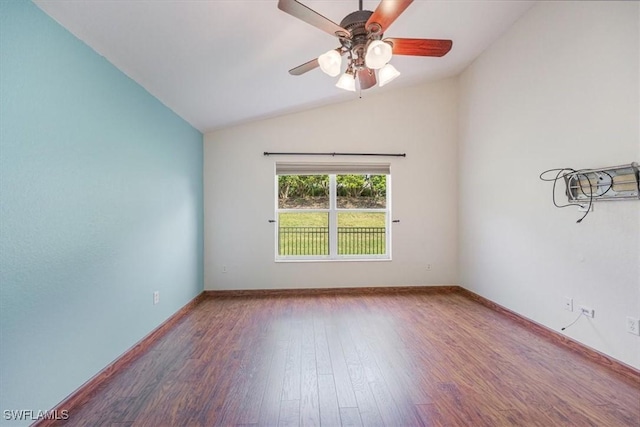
(459, 1, 640, 368)
(205, 79, 458, 290)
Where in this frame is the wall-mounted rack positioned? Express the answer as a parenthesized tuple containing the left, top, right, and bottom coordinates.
(563, 162, 639, 202)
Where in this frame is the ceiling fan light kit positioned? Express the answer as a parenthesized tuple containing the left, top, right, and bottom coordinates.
(278, 0, 452, 92)
(336, 71, 357, 92)
(378, 63, 401, 87)
(318, 49, 342, 77)
(364, 40, 393, 70)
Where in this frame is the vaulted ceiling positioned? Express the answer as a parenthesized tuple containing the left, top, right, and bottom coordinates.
(34, 1, 535, 132)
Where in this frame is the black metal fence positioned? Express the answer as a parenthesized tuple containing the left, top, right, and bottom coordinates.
(279, 227, 329, 256)
(278, 227, 386, 256)
(338, 227, 386, 255)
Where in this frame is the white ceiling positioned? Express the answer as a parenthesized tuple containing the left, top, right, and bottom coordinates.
(34, 0, 535, 133)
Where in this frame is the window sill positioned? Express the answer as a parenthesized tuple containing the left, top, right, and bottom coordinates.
(275, 257, 391, 263)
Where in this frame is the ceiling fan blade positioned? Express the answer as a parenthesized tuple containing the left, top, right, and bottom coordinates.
(278, 0, 348, 38)
(358, 68, 377, 90)
(385, 38, 453, 57)
(366, 0, 413, 33)
(289, 58, 320, 76)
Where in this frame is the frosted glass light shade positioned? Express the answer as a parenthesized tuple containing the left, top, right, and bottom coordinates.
(378, 63, 400, 87)
(318, 49, 341, 77)
(336, 72, 356, 92)
(365, 40, 392, 70)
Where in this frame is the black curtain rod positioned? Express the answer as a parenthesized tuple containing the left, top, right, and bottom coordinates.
(263, 152, 406, 157)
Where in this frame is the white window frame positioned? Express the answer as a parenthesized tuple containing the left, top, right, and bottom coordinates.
(275, 169, 391, 262)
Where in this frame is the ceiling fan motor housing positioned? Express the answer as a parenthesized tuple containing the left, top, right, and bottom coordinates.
(338, 10, 380, 53)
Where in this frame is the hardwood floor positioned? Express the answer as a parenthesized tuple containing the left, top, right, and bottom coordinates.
(51, 290, 639, 426)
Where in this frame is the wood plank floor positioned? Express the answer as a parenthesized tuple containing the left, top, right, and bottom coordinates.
(53, 290, 639, 426)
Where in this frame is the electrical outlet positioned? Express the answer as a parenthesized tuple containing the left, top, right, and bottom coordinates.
(426, 264, 432, 271)
(580, 306, 594, 318)
(222, 265, 227, 273)
(153, 291, 160, 305)
(626, 317, 640, 336)
(564, 297, 573, 312)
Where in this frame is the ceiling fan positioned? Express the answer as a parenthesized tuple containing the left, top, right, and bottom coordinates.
(277, 0, 453, 91)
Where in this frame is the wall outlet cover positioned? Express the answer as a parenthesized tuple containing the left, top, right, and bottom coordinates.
(564, 297, 573, 312)
(626, 317, 640, 336)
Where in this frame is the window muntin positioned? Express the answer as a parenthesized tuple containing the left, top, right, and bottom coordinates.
(276, 171, 390, 261)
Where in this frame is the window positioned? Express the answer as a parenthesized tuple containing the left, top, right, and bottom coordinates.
(275, 163, 391, 261)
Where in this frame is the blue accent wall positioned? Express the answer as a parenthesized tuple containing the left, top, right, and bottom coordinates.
(0, 1, 204, 422)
